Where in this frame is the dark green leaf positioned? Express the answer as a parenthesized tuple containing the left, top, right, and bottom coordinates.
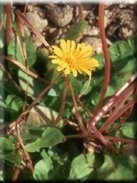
(64, 21, 88, 41)
(120, 122, 137, 139)
(0, 153, 21, 166)
(25, 127, 65, 152)
(122, 144, 137, 165)
(18, 69, 46, 98)
(6, 95, 24, 112)
(127, 34, 137, 53)
(96, 150, 137, 180)
(0, 137, 15, 151)
(68, 153, 95, 180)
(33, 153, 53, 181)
(5, 94, 27, 120)
(8, 33, 37, 67)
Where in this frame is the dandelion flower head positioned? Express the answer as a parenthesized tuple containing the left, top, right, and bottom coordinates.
(48, 39, 99, 77)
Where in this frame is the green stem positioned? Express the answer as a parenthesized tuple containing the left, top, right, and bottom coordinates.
(65, 134, 85, 139)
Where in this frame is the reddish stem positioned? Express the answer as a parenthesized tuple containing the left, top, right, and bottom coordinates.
(93, 3, 110, 116)
(89, 134, 137, 145)
(88, 72, 137, 128)
(104, 136, 137, 145)
(99, 98, 137, 133)
(6, 2, 11, 45)
(90, 123, 108, 145)
(99, 82, 137, 133)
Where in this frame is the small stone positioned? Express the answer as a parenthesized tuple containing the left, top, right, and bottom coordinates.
(81, 36, 103, 54)
(31, 35, 43, 48)
(25, 12, 48, 33)
(45, 4, 73, 27)
(83, 25, 99, 36)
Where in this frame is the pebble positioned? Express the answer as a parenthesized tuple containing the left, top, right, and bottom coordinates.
(25, 12, 48, 33)
(81, 36, 103, 54)
(45, 4, 73, 27)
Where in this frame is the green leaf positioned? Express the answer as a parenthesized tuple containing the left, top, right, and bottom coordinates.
(96, 150, 137, 180)
(122, 144, 137, 165)
(127, 34, 137, 53)
(120, 122, 137, 139)
(87, 35, 137, 106)
(37, 48, 49, 61)
(18, 69, 46, 98)
(6, 95, 27, 120)
(25, 127, 65, 152)
(47, 146, 70, 180)
(33, 153, 53, 181)
(0, 137, 15, 151)
(64, 21, 88, 41)
(0, 170, 4, 181)
(68, 153, 95, 180)
(6, 95, 24, 112)
(8, 32, 37, 67)
(0, 153, 21, 166)
(26, 105, 65, 128)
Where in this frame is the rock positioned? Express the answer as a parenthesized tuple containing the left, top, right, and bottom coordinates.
(45, 4, 73, 27)
(25, 12, 48, 33)
(72, 4, 94, 23)
(83, 25, 99, 36)
(81, 36, 112, 54)
(31, 34, 43, 48)
(27, 5, 46, 18)
(105, 3, 137, 39)
(48, 25, 70, 44)
(81, 36, 103, 54)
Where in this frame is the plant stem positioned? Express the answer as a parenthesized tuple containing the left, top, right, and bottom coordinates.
(53, 75, 69, 126)
(88, 72, 137, 128)
(89, 134, 137, 145)
(93, 3, 110, 116)
(99, 82, 137, 133)
(16, 9, 54, 54)
(65, 134, 85, 139)
(90, 123, 108, 145)
(1, 56, 49, 84)
(68, 80, 87, 135)
(6, 2, 11, 45)
(99, 97, 137, 133)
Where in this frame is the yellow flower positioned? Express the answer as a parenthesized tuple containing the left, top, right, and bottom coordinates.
(48, 39, 99, 77)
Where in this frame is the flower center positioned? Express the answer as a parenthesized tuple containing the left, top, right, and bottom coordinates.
(63, 54, 75, 66)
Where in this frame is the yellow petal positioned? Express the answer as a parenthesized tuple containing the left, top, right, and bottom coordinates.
(60, 39, 67, 53)
(77, 69, 82, 74)
(52, 59, 62, 64)
(48, 55, 58, 59)
(84, 59, 99, 67)
(62, 62, 68, 67)
(67, 40, 71, 53)
(65, 67, 70, 75)
(52, 46, 63, 57)
(72, 68, 77, 77)
(81, 68, 91, 76)
(70, 40, 76, 55)
(77, 46, 94, 59)
(57, 66, 64, 71)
